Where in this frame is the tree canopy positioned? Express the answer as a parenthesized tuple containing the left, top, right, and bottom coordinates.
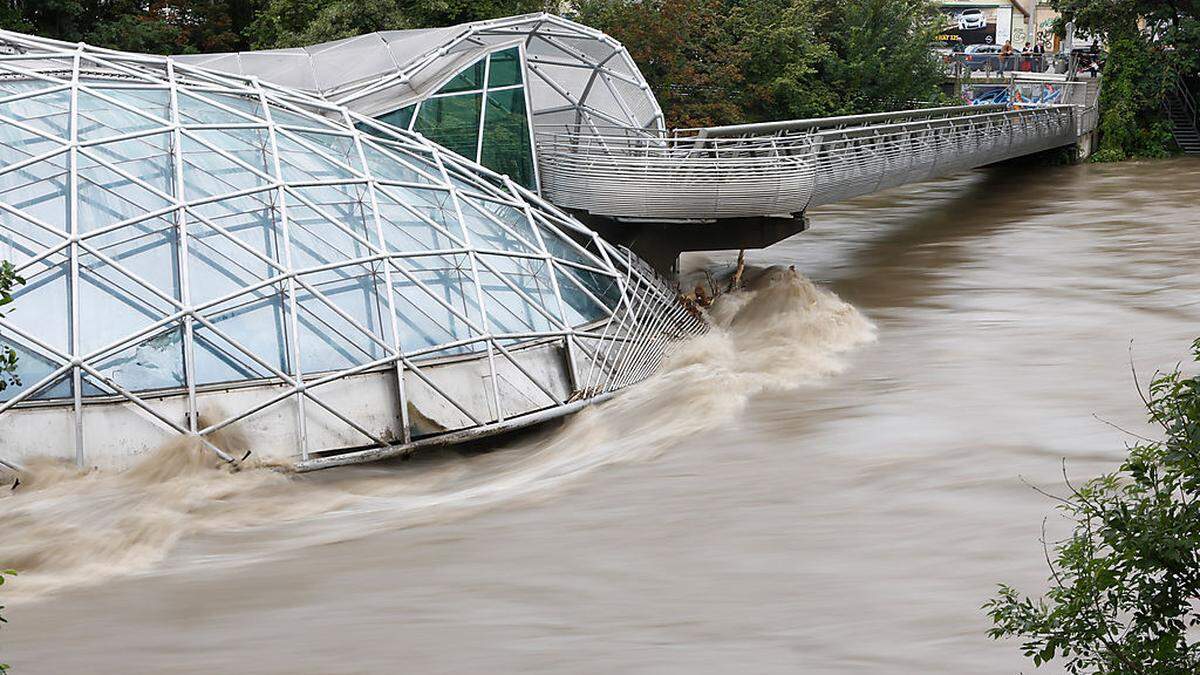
(575, 0, 948, 127)
(1050, 0, 1200, 160)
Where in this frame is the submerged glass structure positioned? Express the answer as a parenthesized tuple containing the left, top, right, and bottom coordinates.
(0, 29, 703, 470)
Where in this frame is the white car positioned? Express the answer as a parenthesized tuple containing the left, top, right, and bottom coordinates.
(957, 9, 987, 30)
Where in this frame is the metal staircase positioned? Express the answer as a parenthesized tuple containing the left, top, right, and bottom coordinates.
(1166, 76, 1200, 155)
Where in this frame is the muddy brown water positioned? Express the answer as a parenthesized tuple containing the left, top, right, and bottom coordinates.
(2, 157, 1199, 674)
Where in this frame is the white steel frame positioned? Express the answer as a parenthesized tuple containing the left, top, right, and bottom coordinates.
(0, 31, 705, 469)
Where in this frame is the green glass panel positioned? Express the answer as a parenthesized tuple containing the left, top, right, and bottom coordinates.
(480, 88, 535, 189)
(437, 59, 484, 94)
(377, 104, 415, 130)
(487, 48, 522, 88)
(414, 93, 481, 161)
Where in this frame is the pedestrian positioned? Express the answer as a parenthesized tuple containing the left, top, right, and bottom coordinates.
(1032, 41, 1045, 72)
(999, 40, 1014, 73)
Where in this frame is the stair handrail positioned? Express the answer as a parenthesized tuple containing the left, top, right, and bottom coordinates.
(1174, 72, 1199, 134)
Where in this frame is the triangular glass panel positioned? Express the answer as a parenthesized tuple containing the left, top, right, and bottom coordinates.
(77, 158, 174, 232)
(0, 121, 63, 167)
(286, 185, 374, 270)
(361, 142, 438, 184)
(552, 264, 611, 325)
(77, 248, 176, 354)
(294, 269, 387, 374)
(194, 290, 290, 384)
(28, 373, 75, 402)
(0, 206, 66, 266)
(75, 90, 167, 142)
(556, 262, 624, 311)
(89, 87, 172, 123)
(92, 326, 185, 393)
(5, 257, 71, 354)
(391, 259, 483, 357)
(181, 131, 271, 200)
(82, 132, 175, 200)
(373, 104, 415, 131)
(189, 127, 272, 175)
(374, 185, 463, 253)
(83, 216, 180, 301)
(532, 215, 604, 269)
(191, 330, 273, 386)
(0, 152, 68, 226)
(438, 58, 485, 94)
(290, 130, 363, 172)
(186, 199, 282, 305)
(0, 89, 71, 139)
(0, 338, 66, 403)
(273, 132, 357, 182)
(476, 254, 557, 336)
(462, 196, 540, 252)
(266, 103, 337, 130)
(177, 90, 262, 125)
(459, 199, 538, 254)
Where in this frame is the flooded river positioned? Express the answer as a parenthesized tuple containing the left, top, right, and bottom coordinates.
(3, 157, 1199, 674)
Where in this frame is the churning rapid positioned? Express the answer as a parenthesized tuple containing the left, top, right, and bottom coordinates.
(0, 265, 875, 602)
(3, 157, 1199, 675)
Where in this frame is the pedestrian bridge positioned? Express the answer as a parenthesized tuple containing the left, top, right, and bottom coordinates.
(537, 102, 1086, 222)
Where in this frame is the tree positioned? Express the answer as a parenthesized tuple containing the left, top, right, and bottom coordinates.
(986, 338, 1200, 674)
(575, 0, 949, 128)
(1051, 0, 1200, 160)
(575, 0, 746, 128)
(822, 0, 947, 113)
(247, 0, 553, 49)
(0, 261, 22, 394)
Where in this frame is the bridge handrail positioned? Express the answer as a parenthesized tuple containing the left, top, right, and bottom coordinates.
(677, 104, 1009, 138)
(535, 105, 1075, 158)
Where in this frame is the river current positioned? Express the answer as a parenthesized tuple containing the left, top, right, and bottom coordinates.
(2, 157, 1199, 674)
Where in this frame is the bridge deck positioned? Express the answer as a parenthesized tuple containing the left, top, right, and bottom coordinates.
(536, 103, 1086, 222)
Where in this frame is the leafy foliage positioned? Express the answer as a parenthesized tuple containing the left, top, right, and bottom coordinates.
(986, 339, 1200, 674)
(0, 261, 23, 394)
(1051, 0, 1200, 160)
(575, 0, 948, 127)
(0, 569, 13, 675)
(244, 0, 553, 49)
(0, 1, 252, 54)
(0, 0, 554, 53)
(575, 0, 746, 128)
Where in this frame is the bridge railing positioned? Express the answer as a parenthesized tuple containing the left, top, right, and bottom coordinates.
(535, 104, 1080, 221)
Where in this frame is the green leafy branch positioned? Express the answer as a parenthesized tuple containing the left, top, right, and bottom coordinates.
(986, 339, 1200, 674)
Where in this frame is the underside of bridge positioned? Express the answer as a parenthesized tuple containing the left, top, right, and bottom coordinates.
(572, 212, 809, 274)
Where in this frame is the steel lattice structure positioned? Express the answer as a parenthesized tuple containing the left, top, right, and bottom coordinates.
(0, 31, 704, 471)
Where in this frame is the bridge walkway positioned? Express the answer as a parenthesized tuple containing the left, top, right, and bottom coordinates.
(536, 100, 1094, 224)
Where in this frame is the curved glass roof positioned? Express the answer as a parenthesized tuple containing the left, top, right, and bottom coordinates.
(0, 29, 702, 466)
(175, 14, 665, 137)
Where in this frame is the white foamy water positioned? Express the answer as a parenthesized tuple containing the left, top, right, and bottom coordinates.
(0, 265, 874, 603)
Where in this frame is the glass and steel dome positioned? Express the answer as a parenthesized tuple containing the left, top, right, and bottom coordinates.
(0, 31, 703, 470)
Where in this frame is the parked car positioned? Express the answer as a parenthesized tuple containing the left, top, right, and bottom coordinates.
(957, 9, 987, 30)
(961, 43, 1003, 72)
